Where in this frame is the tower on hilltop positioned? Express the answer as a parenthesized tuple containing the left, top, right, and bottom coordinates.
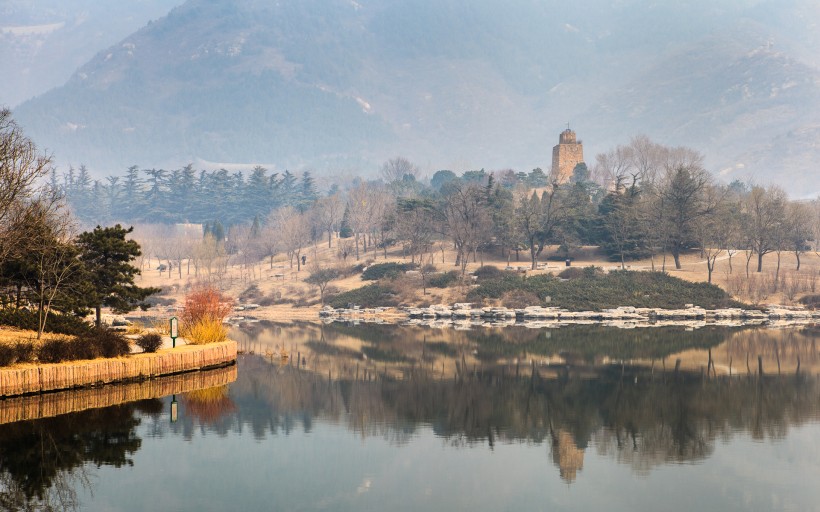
(551, 127, 585, 184)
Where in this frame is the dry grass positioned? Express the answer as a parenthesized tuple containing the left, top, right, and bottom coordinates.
(0, 327, 74, 346)
(184, 318, 228, 345)
(147, 317, 171, 335)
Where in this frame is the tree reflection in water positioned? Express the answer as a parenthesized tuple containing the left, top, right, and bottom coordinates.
(0, 400, 160, 511)
(222, 345, 820, 483)
(1, 323, 818, 507)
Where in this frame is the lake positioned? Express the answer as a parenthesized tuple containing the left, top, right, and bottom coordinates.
(2, 322, 819, 511)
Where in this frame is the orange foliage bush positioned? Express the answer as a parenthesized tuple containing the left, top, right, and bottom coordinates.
(180, 286, 234, 328)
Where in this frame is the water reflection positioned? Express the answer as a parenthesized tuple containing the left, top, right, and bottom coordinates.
(0, 366, 236, 511)
(232, 321, 820, 379)
(0, 400, 157, 511)
(223, 322, 820, 483)
(224, 355, 820, 482)
(1, 323, 818, 511)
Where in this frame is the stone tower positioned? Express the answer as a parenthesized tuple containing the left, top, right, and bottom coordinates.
(551, 128, 585, 184)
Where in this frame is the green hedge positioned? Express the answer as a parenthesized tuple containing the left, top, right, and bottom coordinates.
(328, 284, 400, 308)
(467, 270, 745, 311)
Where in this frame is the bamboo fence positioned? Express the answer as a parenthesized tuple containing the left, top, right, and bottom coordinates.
(0, 341, 237, 398)
(0, 363, 237, 424)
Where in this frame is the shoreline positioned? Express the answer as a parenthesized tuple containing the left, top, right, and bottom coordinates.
(319, 303, 820, 326)
(128, 302, 820, 330)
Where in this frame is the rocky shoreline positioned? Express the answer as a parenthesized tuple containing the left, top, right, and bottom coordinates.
(319, 304, 820, 328)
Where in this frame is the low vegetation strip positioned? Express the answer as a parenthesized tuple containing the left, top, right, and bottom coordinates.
(467, 270, 744, 311)
(0, 340, 237, 397)
(0, 364, 237, 425)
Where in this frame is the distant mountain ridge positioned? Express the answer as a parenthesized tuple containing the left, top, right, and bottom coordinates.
(0, 0, 183, 107)
(11, 0, 820, 197)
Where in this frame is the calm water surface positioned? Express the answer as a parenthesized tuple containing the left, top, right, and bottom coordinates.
(2, 322, 819, 511)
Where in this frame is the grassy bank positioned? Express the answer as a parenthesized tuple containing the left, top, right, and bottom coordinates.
(467, 269, 744, 310)
(328, 269, 746, 311)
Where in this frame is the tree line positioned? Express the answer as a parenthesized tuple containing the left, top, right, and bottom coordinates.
(98, 141, 819, 290)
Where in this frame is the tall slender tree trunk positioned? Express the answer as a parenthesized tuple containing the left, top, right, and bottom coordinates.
(96, 305, 102, 328)
(757, 252, 764, 273)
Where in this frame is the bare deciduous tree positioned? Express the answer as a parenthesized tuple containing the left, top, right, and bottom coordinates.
(743, 185, 787, 273)
(380, 156, 420, 183)
(313, 193, 344, 248)
(0, 108, 53, 263)
(439, 181, 492, 274)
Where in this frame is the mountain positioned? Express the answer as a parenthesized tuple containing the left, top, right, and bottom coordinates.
(10, 0, 820, 197)
(0, 0, 183, 107)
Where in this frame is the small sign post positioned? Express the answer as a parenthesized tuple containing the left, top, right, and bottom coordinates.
(170, 394, 178, 423)
(170, 316, 178, 348)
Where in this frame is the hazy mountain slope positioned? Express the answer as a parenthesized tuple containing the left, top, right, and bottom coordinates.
(11, 0, 820, 196)
(580, 21, 820, 196)
(0, 0, 183, 107)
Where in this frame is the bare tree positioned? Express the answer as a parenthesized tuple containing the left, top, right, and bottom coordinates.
(784, 201, 813, 271)
(314, 193, 344, 248)
(380, 156, 420, 183)
(515, 183, 566, 270)
(276, 207, 312, 271)
(439, 181, 492, 274)
(693, 185, 731, 284)
(305, 263, 340, 305)
(813, 198, 820, 257)
(394, 198, 436, 264)
(0, 108, 53, 263)
(11, 199, 84, 338)
(743, 185, 786, 272)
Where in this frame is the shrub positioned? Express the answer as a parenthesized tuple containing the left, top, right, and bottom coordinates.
(361, 262, 417, 281)
(501, 289, 542, 309)
(257, 290, 282, 306)
(428, 270, 460, 288)
(180, 285, 234, 339)
(14, 341, 35, 363)
(327, 284, 399, 308)
(185, 318, 228, 345)
(0, 341, 36, 367)
(37, 337, 74, 363)
(239, 284, 263, 303)
(799, 294, 820, 309)
(557, 267, 584, 279)
(145, 296, 176, 307)
(0, 345, 14, 367)
(136, 333, 163, 353)
(85, 327, 131, 358)
(468, 270, 744, 311)
(473, 265, 505, 281)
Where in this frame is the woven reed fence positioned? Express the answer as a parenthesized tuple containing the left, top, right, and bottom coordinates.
(0, 340, 237, 398)
(0, 363, 237, 425)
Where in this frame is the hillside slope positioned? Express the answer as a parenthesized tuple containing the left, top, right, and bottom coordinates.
(11, 0, 820, 196)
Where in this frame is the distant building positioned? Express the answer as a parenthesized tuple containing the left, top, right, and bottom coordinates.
(551, 128, 585, 184)
(552, 430, 585, 483)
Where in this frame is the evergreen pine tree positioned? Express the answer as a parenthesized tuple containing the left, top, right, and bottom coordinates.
(76, 224, 160, 326)
(339, 206, 353, 238)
